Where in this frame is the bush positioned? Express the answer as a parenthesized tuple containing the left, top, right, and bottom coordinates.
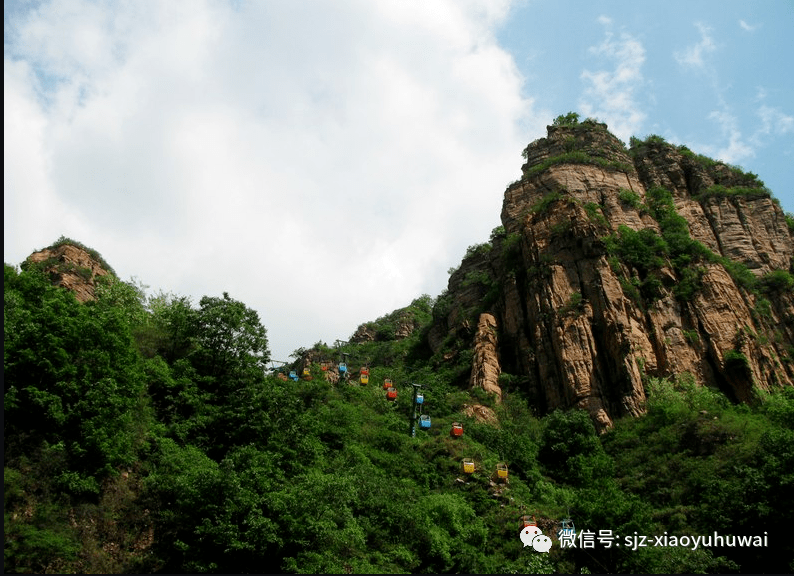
(584, 202, 609, 227)
(695, 184, 771, 201)
(552, 112, 580, 126)
(758, 269, 794, 294)
(539, 409, 613, 486)
(604, 225, 668, 273)
(618, 188, 642, 208)
(724, 349, 750, 371)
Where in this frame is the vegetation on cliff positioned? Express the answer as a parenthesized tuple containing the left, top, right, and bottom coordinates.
(5, 245, 794, 573)
(5, 119, 794, 573)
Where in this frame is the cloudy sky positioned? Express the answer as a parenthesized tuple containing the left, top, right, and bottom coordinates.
(5, 0, 793, 362)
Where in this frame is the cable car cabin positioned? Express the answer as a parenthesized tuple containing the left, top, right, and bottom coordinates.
(462, 459, 475, 474)
(419, 414, 431, 429)
(383, 378, 393, 389)
(557, 518, 576, 539)
(520, 515, 537, 529)
(302, 368, 312, 380)
(360, 373, 369, 385)
(450, 422, 464, 437)
(415, 393, 424, 404)
(360, 367, 369, 376)
(496, 462, 509, 480)
(386, 387, 398, 401)
(288, 370, 299, 381)
(338, 362, 347, 374)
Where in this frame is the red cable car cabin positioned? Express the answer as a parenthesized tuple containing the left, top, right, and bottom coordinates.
(450, 422, 464, 437)
(383, 378, 393, 390)
(386, 387, 398, 400)
(520, 515, 537, 529)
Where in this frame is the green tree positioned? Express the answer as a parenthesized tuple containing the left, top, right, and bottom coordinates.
(190, 292, 270, 384)
(4, 264, 146, 491)
(539, 409, 613, 486)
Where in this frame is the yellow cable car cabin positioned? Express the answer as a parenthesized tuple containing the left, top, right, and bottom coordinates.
(450, 422, 464, 437)
(496, 462, 509, 480)
(302, 367, 312, 380)
(360, 372, 369, 384)
(383, 378, 393, 390)
(462, 459, 475, 474)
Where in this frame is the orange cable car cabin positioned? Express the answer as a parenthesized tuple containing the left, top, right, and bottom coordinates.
(450, 422, 464, 437)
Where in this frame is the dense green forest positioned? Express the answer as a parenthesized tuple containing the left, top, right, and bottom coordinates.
(4, 253, 794, 573)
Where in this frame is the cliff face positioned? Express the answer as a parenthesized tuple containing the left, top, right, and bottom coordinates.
(431, 122, 794, 429)
(25, 243, 112, 302)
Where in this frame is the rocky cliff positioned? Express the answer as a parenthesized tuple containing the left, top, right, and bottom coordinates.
(24, 241, 113, 302)
(430, 120, 794, 430)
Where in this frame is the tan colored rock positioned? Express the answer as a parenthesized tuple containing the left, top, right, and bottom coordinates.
(431, 121, 794, 430)
(469, 313, 502, 403)
(462, 403, 499, 426)
(26, 244, 111, 302)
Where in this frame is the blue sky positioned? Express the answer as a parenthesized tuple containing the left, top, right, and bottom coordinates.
(5, 0, 793, 362)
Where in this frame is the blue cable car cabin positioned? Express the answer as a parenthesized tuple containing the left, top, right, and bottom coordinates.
(339, 362, 347, 374)
(557, 518, 576, 539)
(419, 414, 431, 429)
(415, 393, 424, 404)
(288, 370, 299, 381)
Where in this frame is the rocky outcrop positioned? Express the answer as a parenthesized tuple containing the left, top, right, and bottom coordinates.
(462, 403, 499, 426)
(430, 121, 794, 430)
(469, 313, 502, 403)
(25, 243, 111, 302)
(351, 298, 429, 343)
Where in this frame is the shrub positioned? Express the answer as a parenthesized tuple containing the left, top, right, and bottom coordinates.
(695, 185, 771, 201)
(758, 270, 794, 294)
(584, 202, 609, 227)
(552, 112, 581, 126)
(523, 152, 634, 179)
(618, 188, 642, 209)
(724, 349, 750, 371)
(604, 225, 668, 273)
(530, 190, 563, 213)
(683, 329, 700, 344)
(559, 291, 584, 316)
(464, 242, 492, 259)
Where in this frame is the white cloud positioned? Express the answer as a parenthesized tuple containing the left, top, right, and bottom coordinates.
(755, 105, 794, 137)
(700, 95, 793, 168)
(579, 20, 646, 141)
(4, 0, 538, 360)
(739, 20, 759, 32)
(707, 109, 754, 164)
(674, 22, 717, 69)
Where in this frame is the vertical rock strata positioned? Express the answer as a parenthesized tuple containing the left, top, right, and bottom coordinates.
(469, 313, 502, 403)
(433, 121, 794, 429)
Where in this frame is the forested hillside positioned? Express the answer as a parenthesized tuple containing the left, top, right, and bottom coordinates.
(4, 248, 793, 573)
